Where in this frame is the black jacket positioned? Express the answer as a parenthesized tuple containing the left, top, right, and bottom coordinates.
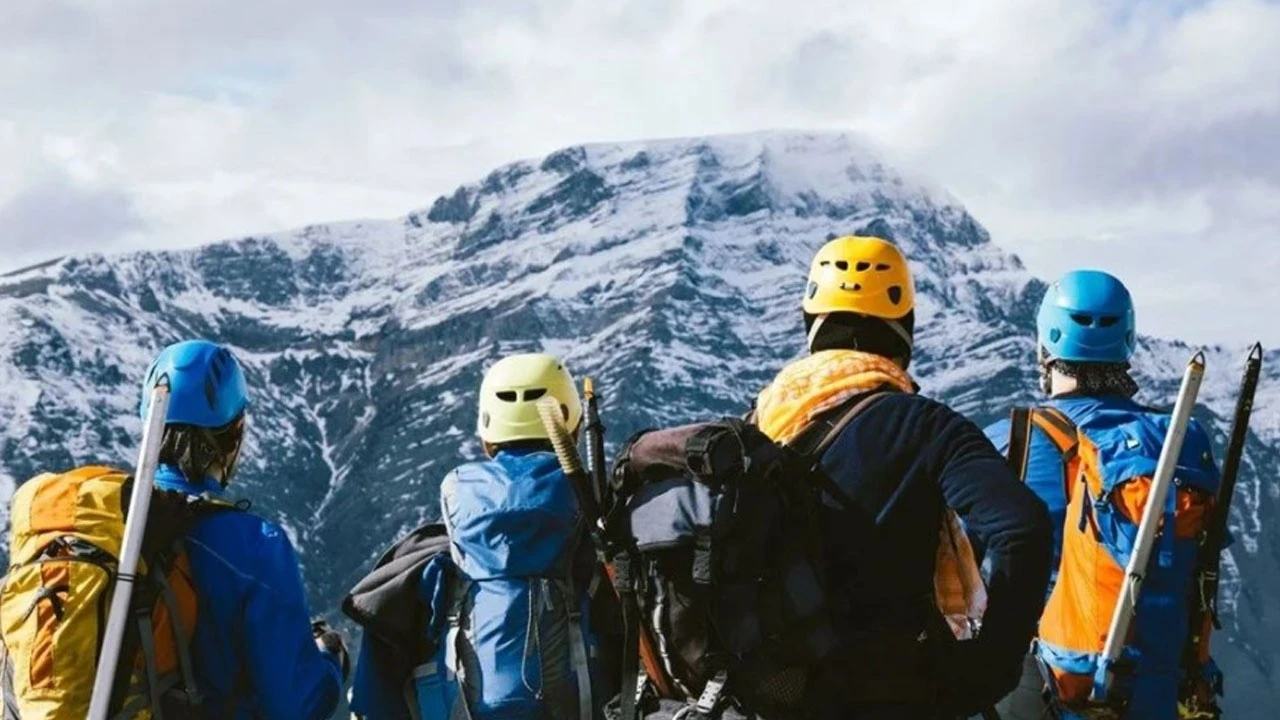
(809, 392, 1053, 719)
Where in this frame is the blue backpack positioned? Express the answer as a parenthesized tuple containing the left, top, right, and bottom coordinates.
(1007, 400, 1221, 719)
(410, 450, 609, 720)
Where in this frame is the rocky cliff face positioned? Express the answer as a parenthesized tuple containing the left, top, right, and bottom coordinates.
(2, 131, 1276, 714)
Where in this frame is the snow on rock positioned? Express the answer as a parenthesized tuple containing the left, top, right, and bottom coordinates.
(0, 130, 1276, 714)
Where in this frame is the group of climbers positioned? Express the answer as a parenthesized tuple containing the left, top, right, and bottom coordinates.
(0, 233, 1238, 720)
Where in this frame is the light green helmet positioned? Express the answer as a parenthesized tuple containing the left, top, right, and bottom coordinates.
(477, 353, 582, 444)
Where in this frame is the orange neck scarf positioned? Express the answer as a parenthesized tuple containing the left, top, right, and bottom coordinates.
(755, 350, 915, 445)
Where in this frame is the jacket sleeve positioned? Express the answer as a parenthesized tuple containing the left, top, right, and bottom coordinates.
(350, 631, 414, 720)
(926, 405, 1054, 715)
(240, 521, 344, 720)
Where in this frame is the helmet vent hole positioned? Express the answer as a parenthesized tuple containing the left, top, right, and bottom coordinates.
(835, 260, 848, 271)
(888, 286, 902, 305)
(855, 261, 870, 272)
(1098, 316, 1120, 328)
(875, 263, 891, 271)
(807, 282, 818, 299)
(496, 391, 518, 402)
(523, 388, 547, 401)
(1049, 328, 1062, 343)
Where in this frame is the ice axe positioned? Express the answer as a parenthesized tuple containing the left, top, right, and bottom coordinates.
(87, 377, 171, 720)
(1094, 351, 1207, 702)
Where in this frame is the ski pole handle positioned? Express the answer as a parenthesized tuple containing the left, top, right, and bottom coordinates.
(1096, 351, 1206, 700)
(87, 380, 171, 720)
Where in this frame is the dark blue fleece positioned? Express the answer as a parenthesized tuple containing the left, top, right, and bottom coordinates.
(814, 392, 1053, 718)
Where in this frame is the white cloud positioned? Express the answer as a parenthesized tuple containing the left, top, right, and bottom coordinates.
(0, 0, 1276, 345)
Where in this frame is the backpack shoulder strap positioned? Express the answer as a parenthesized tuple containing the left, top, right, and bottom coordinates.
(152, 568, 201, 706)
(789, 390, 893, 460)
(1027, 406, 1079, 502)
(1031, 406, 1078, 459)
(1007, 407, 1034, 482)
(786, 390, 894, 513)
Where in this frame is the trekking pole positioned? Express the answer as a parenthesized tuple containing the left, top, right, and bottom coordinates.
(1184, 343, 1263, 699)
(87, 378, 172, 720)
(583, 378, 609, 514)
(1198, 343, 1262, 628)
(536, 395, 676, 715)
(1094, 351, 1206, 702)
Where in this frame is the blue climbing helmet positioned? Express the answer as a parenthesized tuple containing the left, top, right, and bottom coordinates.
(141, 340, 249, 486)
(1037, 270, 1136, 363)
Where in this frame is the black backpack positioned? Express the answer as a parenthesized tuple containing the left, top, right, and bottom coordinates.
(603, 393, 887, 720)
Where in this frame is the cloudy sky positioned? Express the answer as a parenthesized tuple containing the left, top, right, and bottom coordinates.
(1, 0, 1276, 345)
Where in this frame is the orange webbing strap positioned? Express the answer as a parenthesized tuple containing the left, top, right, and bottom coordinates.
(1007, 408, 1034, 481)
(1031, 407, 1079, 500)
(1030, 408, 1077, 455)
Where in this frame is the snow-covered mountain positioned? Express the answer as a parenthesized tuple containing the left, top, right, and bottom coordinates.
(1, 131, 1277, 714)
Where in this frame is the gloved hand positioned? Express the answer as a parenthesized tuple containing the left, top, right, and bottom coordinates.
(312, 619, 351, 683)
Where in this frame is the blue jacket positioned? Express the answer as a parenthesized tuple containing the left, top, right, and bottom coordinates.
(156, 465, 344, 719)
(811, 392, 1054, 719)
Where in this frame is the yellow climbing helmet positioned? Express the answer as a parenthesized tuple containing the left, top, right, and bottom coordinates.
(477, 353, 583, 445)
(803, 235, 915, 320)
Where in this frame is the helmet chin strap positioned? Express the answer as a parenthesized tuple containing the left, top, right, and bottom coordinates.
(885, 318, 913, 355)
(806, 314, 829, 351)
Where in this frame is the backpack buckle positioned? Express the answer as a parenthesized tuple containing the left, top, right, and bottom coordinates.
(695, 670, 728, 714)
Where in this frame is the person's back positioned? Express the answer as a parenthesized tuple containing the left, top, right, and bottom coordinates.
(984, 270, 1224, 720)
(348, 353, 618, 720)
(143, 340, 346, 719)
(155, 468, 345, 719)
(752, 236, 1053, 720)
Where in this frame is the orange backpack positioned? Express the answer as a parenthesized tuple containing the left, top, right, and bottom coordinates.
(0, 467, 237, 719)
(1009, 404, 1218, 719)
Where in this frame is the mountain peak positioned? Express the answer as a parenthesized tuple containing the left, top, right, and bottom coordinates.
(410, 130, 985, 268)
(1, 131, 1276, 713)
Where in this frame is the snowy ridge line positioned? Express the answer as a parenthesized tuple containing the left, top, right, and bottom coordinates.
(0, 130, 1274, 713)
